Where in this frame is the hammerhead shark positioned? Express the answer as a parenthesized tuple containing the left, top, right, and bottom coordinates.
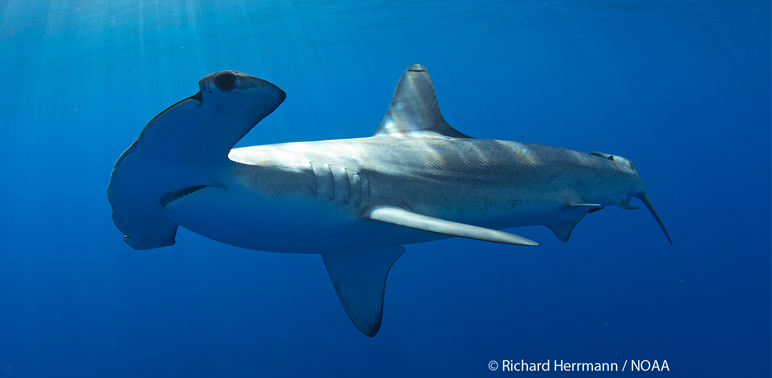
(107, 64, 671, 336)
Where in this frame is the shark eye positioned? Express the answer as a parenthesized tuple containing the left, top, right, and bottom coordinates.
(608, 155, 614, 161)
(215, 71, 236, 92)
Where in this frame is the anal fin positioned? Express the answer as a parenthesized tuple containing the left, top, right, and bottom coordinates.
(547, 220, 582, 242)
(547, 211, 591, 242)
(322, 246, 405, 337)
(366, 206, 538, 246)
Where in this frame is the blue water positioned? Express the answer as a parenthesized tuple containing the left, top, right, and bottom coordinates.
(0, 0, 769, 376)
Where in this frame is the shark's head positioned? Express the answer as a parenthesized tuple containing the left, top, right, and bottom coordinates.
(198, 71, 286, 104)
(590, 151, 672, 245)
(108, 71, 286, 250)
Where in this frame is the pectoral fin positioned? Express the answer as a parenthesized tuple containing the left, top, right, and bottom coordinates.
(366, 207, 538, 246)
(322, 246, 405, 337)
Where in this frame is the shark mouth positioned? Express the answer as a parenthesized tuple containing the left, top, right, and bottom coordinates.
(160, 185, 207, 207)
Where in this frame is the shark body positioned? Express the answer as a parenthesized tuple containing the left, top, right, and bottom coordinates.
(108, 64, 671, 336)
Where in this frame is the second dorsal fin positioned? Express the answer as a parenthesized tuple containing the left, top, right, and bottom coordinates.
(373, 64, 472, 138)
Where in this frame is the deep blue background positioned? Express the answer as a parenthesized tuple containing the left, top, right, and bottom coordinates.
(0, 1, 769, 377)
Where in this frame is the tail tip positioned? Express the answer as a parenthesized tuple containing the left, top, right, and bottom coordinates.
(638, 192, 673, 246)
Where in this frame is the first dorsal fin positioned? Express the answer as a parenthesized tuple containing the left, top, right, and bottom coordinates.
(374, 64, 472, 138)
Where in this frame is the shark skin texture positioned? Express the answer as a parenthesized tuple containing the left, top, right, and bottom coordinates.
(107, 65, 671, 337)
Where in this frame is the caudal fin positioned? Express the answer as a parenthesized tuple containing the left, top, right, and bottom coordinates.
(638, 192, 673, 245)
